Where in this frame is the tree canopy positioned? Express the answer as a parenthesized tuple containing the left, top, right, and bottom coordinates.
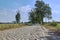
(29, 0, 52, 24)
(15, 11, 20, 23)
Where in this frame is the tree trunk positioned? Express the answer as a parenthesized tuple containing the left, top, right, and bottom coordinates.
(41, 18, 43, 25)
(41, 13, 43, 25)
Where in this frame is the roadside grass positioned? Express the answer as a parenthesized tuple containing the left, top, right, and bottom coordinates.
(56, 24, 60, 29)
(54, 23, 60, 36)
(44, 23, 60, 36)
(44, 23, 60, 28)
(43, 24, 57, 31)
(0, 24, 27, 31)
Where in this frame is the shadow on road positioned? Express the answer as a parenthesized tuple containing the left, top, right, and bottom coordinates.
(45, 31, 60, 40)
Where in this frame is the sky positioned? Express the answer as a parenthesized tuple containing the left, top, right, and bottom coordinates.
(0, 0, 60, 22)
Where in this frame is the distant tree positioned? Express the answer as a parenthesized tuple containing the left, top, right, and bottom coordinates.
(29, 0, 52, 24)
(15, 11, 20, 23)
(12, 21, 16, 24)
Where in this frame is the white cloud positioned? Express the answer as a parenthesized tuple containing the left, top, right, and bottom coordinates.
(52, 10, 60, 14)
(0, 9, 16, 16)
(19, 5, 32, 13)
(0, 5, 32, 17)
(0, 5, 32, 22)
(19, 5, 32, 22)
(0, 8, 17, 22)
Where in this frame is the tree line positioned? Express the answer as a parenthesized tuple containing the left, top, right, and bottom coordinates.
(15, 0, 52, 25)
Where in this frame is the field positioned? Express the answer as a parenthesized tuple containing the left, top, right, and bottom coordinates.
(0, 24, 26, 30)
(56, 23, 60, 29)
(43, 23, 60, 32)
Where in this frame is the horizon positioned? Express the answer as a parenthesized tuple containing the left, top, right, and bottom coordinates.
(0, 0, 60, 22)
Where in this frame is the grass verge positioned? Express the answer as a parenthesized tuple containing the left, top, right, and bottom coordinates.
(56, 24, 60, 29)
(0, 24, 27, 31)
(43, 23, 60, 36)
(43, 24, 57, 32)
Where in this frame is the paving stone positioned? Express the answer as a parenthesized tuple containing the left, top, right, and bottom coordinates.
(0, 25, 48, 40)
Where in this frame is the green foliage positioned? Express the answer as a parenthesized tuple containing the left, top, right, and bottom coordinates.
(15, 11, 20, 23)
(29, 0, 52, 24)
(24, 22, 32, 26)
(56, 24, 60, 29)
(29, 10, 37, 24)
(49, 22, 57, 26)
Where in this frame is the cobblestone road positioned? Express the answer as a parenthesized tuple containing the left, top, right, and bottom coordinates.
(0, 25, 59, 40)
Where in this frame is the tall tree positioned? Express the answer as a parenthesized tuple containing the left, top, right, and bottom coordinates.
(29, 10, 37, 24)
(29, 0, 52, 24)
(15, 11, 20, 23)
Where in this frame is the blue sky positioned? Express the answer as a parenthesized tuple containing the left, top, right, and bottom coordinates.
(0, 0, 60, 22)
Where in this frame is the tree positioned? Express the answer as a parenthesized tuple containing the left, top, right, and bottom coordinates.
(15, 11, 20, 23)
(29, 0, 52, 24)
(29, 10, 36, 24)
(12, 21, 16, 24)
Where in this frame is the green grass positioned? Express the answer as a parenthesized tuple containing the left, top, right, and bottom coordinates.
(56, 24, 60, 29)
(0, 24, 26, 30)
(44, 23, 60, 29)
(43, 23, 60, 32)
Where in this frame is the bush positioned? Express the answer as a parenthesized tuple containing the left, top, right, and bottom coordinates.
(24, 22, 32, 26)
(49, 22, 57, 26)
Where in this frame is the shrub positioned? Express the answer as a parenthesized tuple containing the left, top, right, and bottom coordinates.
(24, 22, 32, 26)
(49, 22, 57, 26)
